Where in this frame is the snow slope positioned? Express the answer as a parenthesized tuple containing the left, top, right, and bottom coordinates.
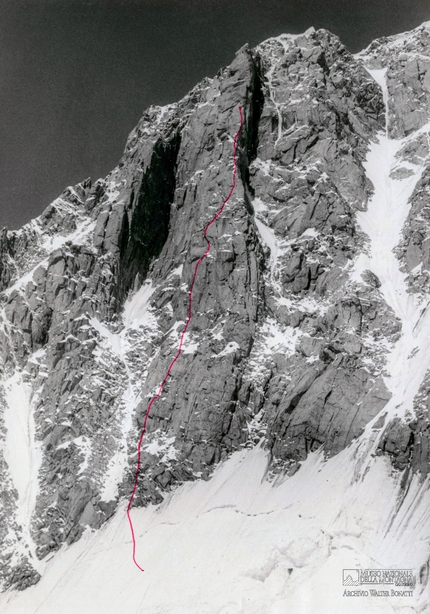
(352, 68, 430, 422)
(0, 444, 427, 614)
(2, 25, 430, 614)
(3, 372, 42, 564)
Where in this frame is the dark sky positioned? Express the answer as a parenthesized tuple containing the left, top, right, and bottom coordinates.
(1, 0, 429, 229)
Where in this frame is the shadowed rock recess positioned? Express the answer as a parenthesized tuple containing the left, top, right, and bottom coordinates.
(1, 24, 430, 590)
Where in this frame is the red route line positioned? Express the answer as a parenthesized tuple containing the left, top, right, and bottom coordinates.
(126, 105, 244, 572)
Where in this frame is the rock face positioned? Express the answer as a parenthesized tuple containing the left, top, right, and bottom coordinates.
(1, 23, 430, 591)
(361, 23, 430, 138)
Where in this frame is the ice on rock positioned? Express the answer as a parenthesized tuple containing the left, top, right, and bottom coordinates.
(1, 18, 430, 611)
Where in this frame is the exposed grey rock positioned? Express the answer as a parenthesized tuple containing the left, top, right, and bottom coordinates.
(360, 24, 430, 137)
(1, 23, 430, 591)
(396, 166, 430, 296)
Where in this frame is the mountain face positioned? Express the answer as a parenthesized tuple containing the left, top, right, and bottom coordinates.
(1, 21, 430, 611)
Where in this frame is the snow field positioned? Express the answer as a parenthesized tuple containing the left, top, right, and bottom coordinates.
(0, 445, 427, 613)
(352, 68, 430, 421)
(3, 372, 42, 565)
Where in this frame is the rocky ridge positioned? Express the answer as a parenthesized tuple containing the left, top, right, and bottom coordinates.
(0, 23, 430, 592)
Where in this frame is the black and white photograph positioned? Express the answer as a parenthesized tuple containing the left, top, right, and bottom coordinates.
(0, 1, 429, 612)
